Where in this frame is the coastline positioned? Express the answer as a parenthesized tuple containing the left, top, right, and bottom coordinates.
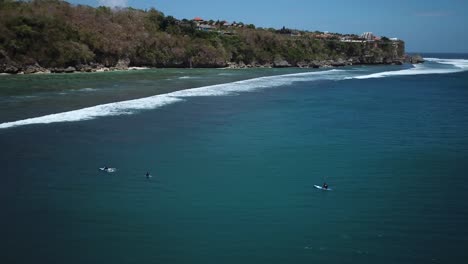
(0, 55, 424, 75)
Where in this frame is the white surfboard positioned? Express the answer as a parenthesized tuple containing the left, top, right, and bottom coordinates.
(314, 185, 332, 191)
(99, 167, 116, 173)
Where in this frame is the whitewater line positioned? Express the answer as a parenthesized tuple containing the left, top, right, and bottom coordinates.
(0, 69, 345, 129)
(1, 58, 467, 130)
(348, 57, 468, 80)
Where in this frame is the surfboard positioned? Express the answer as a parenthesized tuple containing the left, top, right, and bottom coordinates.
(314, 185, 331, 191)
(99, 167, 116, 173)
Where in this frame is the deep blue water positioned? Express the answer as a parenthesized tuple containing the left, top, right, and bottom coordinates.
(1, 55, 468, 263)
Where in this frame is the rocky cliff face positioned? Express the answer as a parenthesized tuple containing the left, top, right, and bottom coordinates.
(0, 39, 421, 74)
(0, 0, 422, 74)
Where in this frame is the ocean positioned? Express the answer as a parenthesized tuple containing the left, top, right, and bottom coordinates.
(1, 54, 468, 263)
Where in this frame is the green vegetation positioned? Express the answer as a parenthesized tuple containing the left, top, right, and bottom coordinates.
(0, 0, 405, 72)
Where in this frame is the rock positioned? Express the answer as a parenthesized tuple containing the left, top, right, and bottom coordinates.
(115, 58, 130, 70)
(90, 62, 104, 69)
(76, 64, 93, 72)
(24, 63, 46, 74)
(331, 58, 346, 67)
(64, 66, 76, 73)
(273, 58, 291, 68)
(406, 54, 425, 64)
(226, 61, 248, 69)
(51, 68, 65, 73)
(1, 65, 19, 74)
(51, 66, 75, 73)
(309, 60, 321, 68)
(296, 61, 310, 68)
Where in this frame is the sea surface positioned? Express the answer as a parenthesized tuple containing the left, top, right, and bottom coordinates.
(1, 53, 468, 263)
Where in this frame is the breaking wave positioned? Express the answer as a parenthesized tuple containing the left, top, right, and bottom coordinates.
(350, 57, 468, 79)
(0, 69, 345, 129)
(1, 58, 467, 129)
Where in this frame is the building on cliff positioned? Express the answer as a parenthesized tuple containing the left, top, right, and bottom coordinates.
(361, 32, 377, 41)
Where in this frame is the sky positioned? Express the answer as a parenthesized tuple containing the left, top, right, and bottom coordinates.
(70, 0, 468, 53)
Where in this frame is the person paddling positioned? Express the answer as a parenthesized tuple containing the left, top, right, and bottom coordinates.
(322, 182, 329, 190)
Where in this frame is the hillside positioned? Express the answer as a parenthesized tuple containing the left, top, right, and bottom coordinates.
(0, 0, 413, 74)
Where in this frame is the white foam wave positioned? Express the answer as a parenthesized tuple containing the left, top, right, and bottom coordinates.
(218, 73, 235, 76)
(350, 58, 468, 80)
(424, 58, 468, 69)
(171, 69, 345, 97)
(0, 95, 182, 129)
(128, 67, 149, 70)
(0, 69, 344, 129)
(77, 88, 97, 92)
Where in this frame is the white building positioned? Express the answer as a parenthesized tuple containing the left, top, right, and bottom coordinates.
(361, 32, 375, 41)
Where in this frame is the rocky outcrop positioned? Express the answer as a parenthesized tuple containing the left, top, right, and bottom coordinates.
(64, 66, 76, 73)
(114, 58, 130, 70)
(50, 66, 75, 73)
(23, 63, 49, 74)
(405, 54, 425, 64)
(273, 58, 291, 68)
(331, 58, 347, 67)
(76, 64, 93, 72)
(0, 64, 20, 74)
(0, 50, 420, 74)
(226, 61, 248, 69)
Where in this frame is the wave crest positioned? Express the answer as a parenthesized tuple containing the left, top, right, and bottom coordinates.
(0, 69, 343, 129)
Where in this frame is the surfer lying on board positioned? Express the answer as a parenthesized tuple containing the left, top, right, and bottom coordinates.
(322, 183, 329, 190)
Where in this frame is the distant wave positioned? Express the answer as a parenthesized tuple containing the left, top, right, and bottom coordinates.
(218, 73, 235, 76)
(0, 69, 345, 129)
(58, 87, 98, 94)
(423, 58, 468, 69)
(350, 58, 468, 79)
(76, 88, 97, 92)
(0, 96, 182, 129)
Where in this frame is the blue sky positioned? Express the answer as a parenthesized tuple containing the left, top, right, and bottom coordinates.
(70, 0, 468, 53)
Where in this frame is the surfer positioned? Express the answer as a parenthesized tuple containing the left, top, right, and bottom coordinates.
(322, 182, 328, 190)
(104, 166, 109, 171)
(146, 172, 150, 179)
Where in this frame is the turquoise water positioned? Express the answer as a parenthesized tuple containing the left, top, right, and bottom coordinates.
(1, 55, 468, 263)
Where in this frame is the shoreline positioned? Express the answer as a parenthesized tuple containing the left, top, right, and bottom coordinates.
(0, 56, 424, 76)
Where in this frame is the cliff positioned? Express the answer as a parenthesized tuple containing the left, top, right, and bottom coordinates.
(0, 0, 419, 74)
